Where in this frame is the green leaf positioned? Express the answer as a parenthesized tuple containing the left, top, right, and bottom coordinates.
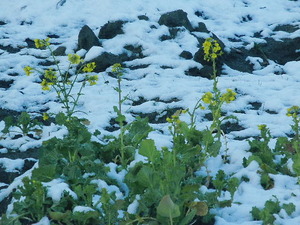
(251, 206, 261, 220)
(227, 177, 240, 197)
(157, 195, 180, 218)
(55, 112, 68, 125)
(139, 139, 160, 163)
(282, 203, 296, 216)
(136, 165, 155, 187)
(292, 154, 300, 175)
(264, 199, 280, 214)
(178, 209, 196, 225)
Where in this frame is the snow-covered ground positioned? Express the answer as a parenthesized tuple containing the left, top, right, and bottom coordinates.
(0, 0, 300, 224)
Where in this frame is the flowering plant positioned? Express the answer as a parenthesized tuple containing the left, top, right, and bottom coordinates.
(24, 38, 98, 119)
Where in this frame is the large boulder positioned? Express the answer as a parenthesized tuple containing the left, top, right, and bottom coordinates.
(158, 9, 193, 31)
(98, 20, 126, 39)
(78, 25, 100, 51)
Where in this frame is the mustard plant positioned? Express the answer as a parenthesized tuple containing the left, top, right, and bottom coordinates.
(24, 38, 98, 119)
(111, 63, 128, 167)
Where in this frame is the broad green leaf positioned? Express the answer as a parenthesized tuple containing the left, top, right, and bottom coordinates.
(139, 139, 160, 163)
(157, 195, 180, 218)
(282, 203, 296, 216)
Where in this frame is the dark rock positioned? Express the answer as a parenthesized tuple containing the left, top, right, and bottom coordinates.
(179, 50, 193, 59)
(221, 121, 245, 134)
(185, 66, 215, 79)
(160, 28, 183, 41)
(0, 21, 6, 25)
(255, 37, 300, 64)
(0, 108, 19, 121)
(223, 48, 255, 73)
(90, 52, 123, 72)
(193, 22, 209, 33)
(0, 79, 14, 88)
(0, 44, 20, 54)
(158, 9, 193, 31)
(138, 15, 149, 21)
(78, 25, 100, 51)
(47, 34, 60, 39)
(53, 46, 66, 56)
(249, 101, 262, 110)
(274, 24, 299, 33)
(124, 44, 144, 58)
(25, 38, 36, 48)
(98, 20, 125, 39)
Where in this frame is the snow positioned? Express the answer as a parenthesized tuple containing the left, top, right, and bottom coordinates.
(43, 179, 78, 202)
(0, 0, 300, 224)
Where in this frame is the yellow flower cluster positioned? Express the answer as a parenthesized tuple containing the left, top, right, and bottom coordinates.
(68, 54, 82, 64)
(34, 38, 50, 49)
(83, 62, 96, 72)
(24, 66, 33, 76)
(258, 124, 267, 130)
(220, 89, 236, 103)
(166, 109, 187, 124)
(201, 89, 236, 106)
(112, 63, 123, 75)
(86, 75, 98, 86)
(202, 92, 213, 104)
(287, 106, 300, 118)
(202, 38, 223, 62)
(40, 69, 58, 91)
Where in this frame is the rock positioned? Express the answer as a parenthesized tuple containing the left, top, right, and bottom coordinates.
(0, 21, 6, 26)
(185, 66, 215, 79)
(0, 44, 20, 54)
(124, 44, 144, 58)
(25, 38, 36, 48)
(90, 52, 122, 72)
(179, 51, 193, 59)
(98, 20, 125, 39)
(78, 25, 100, 51)
(193, 22, 209, 33)
(53, 46, 66, 56)
(223, 48, 255, 73)
(0, 79, 14, 89)
(158, 9, 193, 31)
(256, 37, 300, 65)
(273, 24, 299, 33)
(138, 15, 149, 21)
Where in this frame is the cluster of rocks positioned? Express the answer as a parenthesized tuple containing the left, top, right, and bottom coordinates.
(74, 9, 299, 77)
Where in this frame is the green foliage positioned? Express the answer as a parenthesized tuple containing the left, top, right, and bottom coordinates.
(251, 197, 295, 225)
(2, 111, 42, 137)
(6, 37, 300, 225)
(25, 38, 98, 119)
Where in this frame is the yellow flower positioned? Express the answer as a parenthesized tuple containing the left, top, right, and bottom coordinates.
(68, 54, 81, 64)
(287, 106, 300, 118)
(202, 38, 223, 62)
(83, 62, 96, 72)
(166, 117, 172, 123)
(34, 38, 50, 49)
(41, 79, 51, 91)
(112, 63, 123, 76)
(44, 69, 57, 81)
(221, 89, 237, 103)
(258, 124, 267, 130)
(86, 75, 98, 86)
(43, 113, 49, 121)
(24, 66, 33, 76)
(202, 92, 213, 104)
